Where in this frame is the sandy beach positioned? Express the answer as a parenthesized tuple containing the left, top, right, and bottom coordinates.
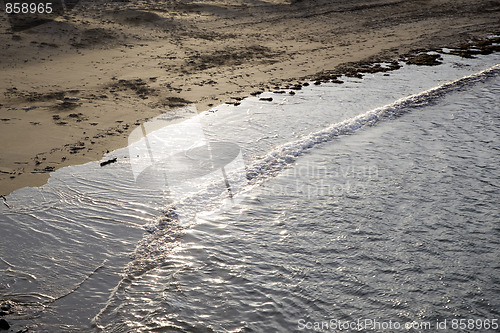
(0, 0, 499, 195)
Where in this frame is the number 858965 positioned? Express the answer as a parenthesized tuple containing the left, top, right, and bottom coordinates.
(5, 2, 53, 14)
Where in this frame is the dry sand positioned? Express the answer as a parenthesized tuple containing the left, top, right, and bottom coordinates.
(0, 0, 499, 195)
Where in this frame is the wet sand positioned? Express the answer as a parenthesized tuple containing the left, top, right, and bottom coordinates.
(0, 0, 499, 195)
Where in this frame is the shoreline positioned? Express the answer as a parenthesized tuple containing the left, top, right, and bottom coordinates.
(1, 0, 499, 196)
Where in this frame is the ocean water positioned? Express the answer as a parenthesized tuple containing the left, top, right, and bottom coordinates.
(1, 50, 499, 332)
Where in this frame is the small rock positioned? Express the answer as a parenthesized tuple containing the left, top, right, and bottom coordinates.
(259, 97, 273, 102)
(345, 71, 363, 79)
(0, 318, 10, 330)
(405, 53, 442, 66)
(0, 302, 11, 312)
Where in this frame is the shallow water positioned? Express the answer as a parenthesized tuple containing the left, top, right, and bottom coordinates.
(95, 68, 500, 332)
(1, 51, 499, 332)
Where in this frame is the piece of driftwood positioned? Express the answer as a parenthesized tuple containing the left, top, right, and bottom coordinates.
(100, 157, 117, 167)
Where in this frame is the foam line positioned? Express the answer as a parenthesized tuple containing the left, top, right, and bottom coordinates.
(245, 64, 500, 184)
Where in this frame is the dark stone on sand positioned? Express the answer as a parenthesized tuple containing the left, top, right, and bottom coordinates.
(446, 37, 500, 58)
(449, 49, 478, 58)
(289, 91, 295, 95)
(273, 90, 286, 94)
(314, 81, 321, 85)
(315, 74, 332, 82)
(259, 97, 273, 102)
(0, 318, 9, 330)
(331, 79, 344, 84)
(250, 91, 263, 96)
(405, 53, 442, 66)
(345, 71, 363, 79)
(389, 60, 401, 70)
(302, 82, 309, 86)
(233, 102, 241, 106)
(478, 44, 500, 55)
